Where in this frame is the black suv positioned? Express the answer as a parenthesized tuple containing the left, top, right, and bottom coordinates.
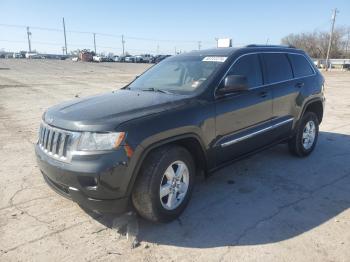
(35, 45, 325, 222)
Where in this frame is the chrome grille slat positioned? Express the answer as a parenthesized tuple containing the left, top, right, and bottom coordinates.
(42, 127, 47, 147)
(41, 125, 45, 145)
(52, 132, 58, 154)
(59, 133, 66, 156)
(56, 133, 61, 154)
(44, 129, 50, 149)
(37, 122, 79, 163)
(47, 130, 53, 151)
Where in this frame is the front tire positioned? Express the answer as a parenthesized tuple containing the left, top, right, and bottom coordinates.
(132, 145, 195, 223)
(288, 112, 319, 157)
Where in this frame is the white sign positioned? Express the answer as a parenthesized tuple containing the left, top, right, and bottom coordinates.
(217, 38, 232, 48)
(202, 56, 227, 62)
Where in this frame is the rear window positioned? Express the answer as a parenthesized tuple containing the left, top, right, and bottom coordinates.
(262, 53, 293, 83)
(288, 54, 314, 77)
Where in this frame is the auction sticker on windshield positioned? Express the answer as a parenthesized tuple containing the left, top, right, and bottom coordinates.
(202, 56, 227, 62)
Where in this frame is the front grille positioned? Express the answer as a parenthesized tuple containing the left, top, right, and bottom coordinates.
(38, 122, 79, 162)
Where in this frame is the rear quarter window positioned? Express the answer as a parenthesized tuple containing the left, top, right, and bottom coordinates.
(288, 54, 314, 77)
(262, 53, 293, 83)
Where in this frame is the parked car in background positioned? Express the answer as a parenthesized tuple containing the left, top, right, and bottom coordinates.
(153, 55, 171, 63)
(119, 55, 127, 62)
(124, 55, 136, 63)
(72, 57, 79, 62)
(36, 45, 325, 223)
(140, 54, 153, 63)
(93, 55, 104, 62)
(25, 52, 41, 59)
(13, 53, 21, 58)
(134, 55, 143, 63)
(113, 55, 120, 62)
(104, 57, 114, 62)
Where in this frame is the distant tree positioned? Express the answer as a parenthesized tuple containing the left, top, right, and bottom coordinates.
(281, 27, 349, 58)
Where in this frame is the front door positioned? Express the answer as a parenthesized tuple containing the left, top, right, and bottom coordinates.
(214, 54, 273, 165)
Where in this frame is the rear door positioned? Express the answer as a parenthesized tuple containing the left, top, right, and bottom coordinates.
(214, 54, 273, 165)
(261, 53, 296, 140)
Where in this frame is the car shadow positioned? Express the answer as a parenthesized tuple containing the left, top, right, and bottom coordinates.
(90, 131, 350, 248)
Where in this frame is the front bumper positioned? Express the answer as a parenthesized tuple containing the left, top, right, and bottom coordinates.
(35, 144, 133, 214)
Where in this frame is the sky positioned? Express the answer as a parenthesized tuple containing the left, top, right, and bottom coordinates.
(0, 0, 349, 55)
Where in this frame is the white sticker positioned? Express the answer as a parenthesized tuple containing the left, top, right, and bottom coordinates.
(202, 56, 227, 62)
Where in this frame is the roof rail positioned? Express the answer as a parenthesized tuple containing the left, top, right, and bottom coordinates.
(245, 44, 296, 48)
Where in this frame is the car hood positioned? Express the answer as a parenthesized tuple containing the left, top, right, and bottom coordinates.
(44, 89, 189, 131)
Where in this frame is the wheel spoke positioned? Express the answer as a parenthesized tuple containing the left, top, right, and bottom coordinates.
(160, 183, 171, 198)
(164, 166, 175, 181)
(167, 192, 177, 208)
(175, 163, 185, 179)
(178, 182, 188, 193)
(302, 132, 308, 139)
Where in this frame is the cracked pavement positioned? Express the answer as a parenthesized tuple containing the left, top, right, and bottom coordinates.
(0, 60, 349, 262)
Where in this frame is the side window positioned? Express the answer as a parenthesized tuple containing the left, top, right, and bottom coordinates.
(262, 53, 293, 83)
(288, 54, 314, 77)
(228, 54, 263, 88)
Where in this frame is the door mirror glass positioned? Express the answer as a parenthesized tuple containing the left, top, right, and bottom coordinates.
(218, 75, 249, 94)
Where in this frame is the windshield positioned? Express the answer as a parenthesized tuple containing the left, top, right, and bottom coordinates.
(128, 56, 226, 94)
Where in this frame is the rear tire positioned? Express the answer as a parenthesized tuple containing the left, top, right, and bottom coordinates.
(288, 112, 319, 157)
(132, 145, 195, 223)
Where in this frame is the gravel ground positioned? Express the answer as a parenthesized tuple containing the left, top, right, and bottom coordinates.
(0, 59, 349, 262)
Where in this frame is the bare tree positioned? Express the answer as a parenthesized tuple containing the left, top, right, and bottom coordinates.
(281, 27, 349, 58)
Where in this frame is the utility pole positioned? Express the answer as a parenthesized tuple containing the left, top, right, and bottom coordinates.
(121, 35, 125, 56)
(156, 44, 159, 55)
(198, 41, 201, 50)
(346, 29, 350, 58)
(174, 46, 177, 55)
(62, 17, 68, 55)
(93, 33, 97, 54)
(26, 26, 32, 53)
(325, 8, 339, 71)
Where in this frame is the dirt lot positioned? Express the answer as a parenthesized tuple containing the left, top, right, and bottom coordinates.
(0, 60, 349, 262)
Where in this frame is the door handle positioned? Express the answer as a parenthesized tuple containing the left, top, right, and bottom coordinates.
(295, 82, 304, 88)
(259, 91, 268, 98)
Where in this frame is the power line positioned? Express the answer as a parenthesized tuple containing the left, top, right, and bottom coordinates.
(0, 23, 213, 44)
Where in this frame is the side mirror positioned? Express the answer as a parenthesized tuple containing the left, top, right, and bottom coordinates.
(218, 75, 249, 94)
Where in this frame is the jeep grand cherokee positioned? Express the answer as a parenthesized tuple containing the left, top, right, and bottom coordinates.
(35, 45, 325, 222)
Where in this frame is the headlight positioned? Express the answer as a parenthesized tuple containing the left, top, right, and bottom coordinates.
(77, 132, 125, 151)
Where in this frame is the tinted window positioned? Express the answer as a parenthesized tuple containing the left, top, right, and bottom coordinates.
(228, 54, 262, 88)
(262, 53, 293, 83)
(288, 54, 314, 77)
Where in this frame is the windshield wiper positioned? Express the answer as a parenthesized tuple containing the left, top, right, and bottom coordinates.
(140, 87, 172, 94)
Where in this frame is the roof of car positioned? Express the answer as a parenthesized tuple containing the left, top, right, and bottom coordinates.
(179, 45, 304, 58)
